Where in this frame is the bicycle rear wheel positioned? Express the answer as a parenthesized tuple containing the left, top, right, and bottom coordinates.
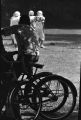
(10, 81, 41, 120)
(36, 75, 77, 120)
(32, 72, 68, 112)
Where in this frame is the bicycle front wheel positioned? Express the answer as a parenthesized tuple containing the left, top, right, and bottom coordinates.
(10, 81, 42, 120)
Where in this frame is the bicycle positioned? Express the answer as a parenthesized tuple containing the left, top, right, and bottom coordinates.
(0, 51, 41, 120)
(9, 54, 77, 120)
(9, 57, 53, 120)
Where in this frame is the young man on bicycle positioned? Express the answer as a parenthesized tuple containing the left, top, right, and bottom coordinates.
(1, 14, 39, 79)
(18, 14, 40, 78)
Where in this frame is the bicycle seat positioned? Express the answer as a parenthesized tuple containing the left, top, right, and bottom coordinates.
(33, 63, 44, 69)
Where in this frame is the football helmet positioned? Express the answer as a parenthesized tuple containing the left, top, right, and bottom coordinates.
(13, 11, 21, 17)
(29, 10, 34, 16)
(37, 10, 43, 16)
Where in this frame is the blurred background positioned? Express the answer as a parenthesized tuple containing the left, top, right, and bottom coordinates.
(1, 0, 81, 28)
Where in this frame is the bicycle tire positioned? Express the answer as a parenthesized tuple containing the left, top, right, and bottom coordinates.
(31, 72, 68, 112)
(35, 74, 77, 120)
(10, 81, 42, 120)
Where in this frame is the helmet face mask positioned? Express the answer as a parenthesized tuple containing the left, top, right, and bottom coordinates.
(37, 10, 43, 16)
(29, 10, 34, 16)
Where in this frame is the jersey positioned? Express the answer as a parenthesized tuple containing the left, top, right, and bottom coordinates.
(10, 16, 20, 26)
(29, 16, 36, 29)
